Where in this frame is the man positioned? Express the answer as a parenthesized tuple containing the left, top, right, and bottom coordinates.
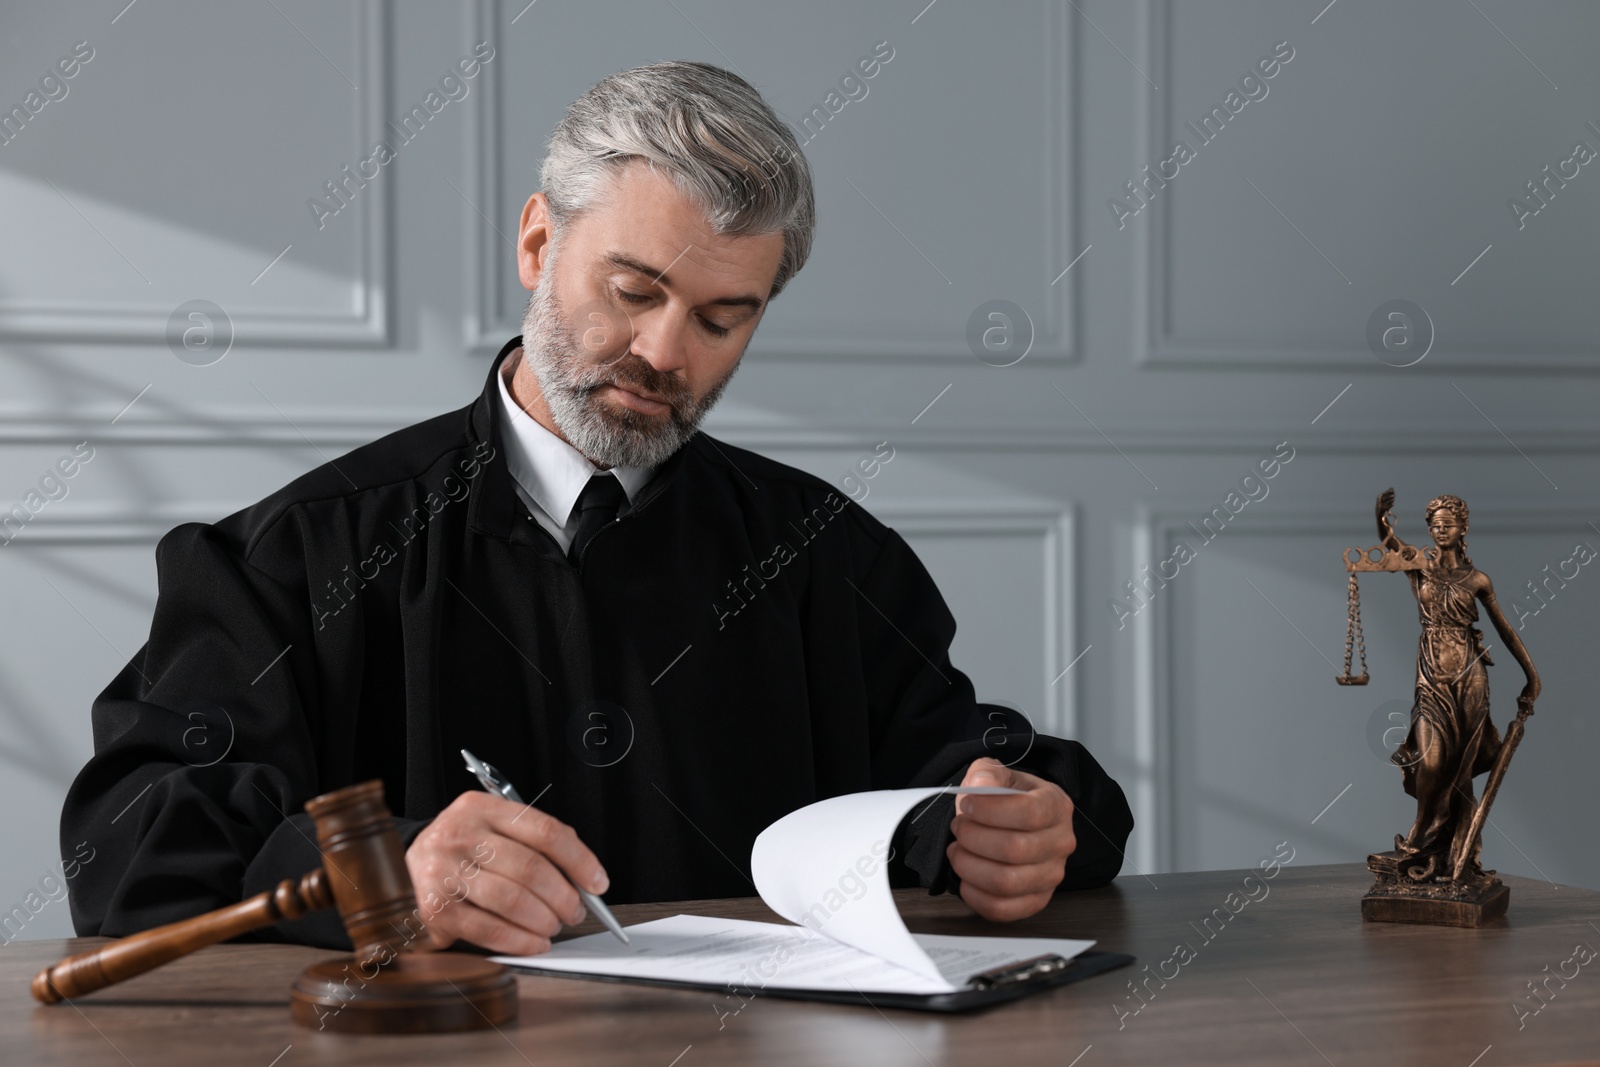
(62, 61, 1132, 955)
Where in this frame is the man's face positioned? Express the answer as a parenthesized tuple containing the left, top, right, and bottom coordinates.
(516, 161, 786, 468)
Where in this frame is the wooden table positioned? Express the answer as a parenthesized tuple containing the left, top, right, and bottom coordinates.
(6, 864, 1599, 1066)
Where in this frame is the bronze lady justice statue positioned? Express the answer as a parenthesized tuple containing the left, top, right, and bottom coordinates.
(1341, 489, 1540, 925)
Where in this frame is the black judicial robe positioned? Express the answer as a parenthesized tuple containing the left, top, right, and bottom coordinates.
(61, 337, 1133, 949)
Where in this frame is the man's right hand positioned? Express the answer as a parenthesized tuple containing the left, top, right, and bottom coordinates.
(404, 790, 610, 956)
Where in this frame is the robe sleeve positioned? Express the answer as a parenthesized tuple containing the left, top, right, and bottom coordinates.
(59, 519, 430, 950)
(850, 527, 1133, 894)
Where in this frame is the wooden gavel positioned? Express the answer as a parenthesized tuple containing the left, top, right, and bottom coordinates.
(31, 780, 517, 1033)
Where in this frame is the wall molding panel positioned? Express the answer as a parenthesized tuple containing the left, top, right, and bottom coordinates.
(1130, 501, 1600, 874)
(463, 0, 1079, 362)
(877, 499, 1078, 739)
(1129, 0, 1600, 372)
(0, 0, 392, 348)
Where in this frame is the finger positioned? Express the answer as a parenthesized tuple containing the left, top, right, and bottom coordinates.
(416, 922, 454, 952)
(950, 816, 1075, 867)
(957, 875, 1050, 923)
(462, 867, 573, 941)
(956, 759, 1034, 818)
(433, 898, 552, 957)
(957, 781, 1071, 831)
(959, 757, 1015, 788)
(489, 797, 609, 895)
(947, 839, 1064, 901)
(482, 834, 589, 926)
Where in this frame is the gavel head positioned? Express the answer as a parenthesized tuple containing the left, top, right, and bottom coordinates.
(295, 781, 517, 1034)
(305, 780, 421, 964)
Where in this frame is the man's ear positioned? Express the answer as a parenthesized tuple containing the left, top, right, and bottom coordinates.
(518, 192, 554, 290)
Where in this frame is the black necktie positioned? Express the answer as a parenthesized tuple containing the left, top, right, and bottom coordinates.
(567, 474, 627, 564)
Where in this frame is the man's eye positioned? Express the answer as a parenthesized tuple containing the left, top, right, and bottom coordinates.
(613, 287, 651, 304)
(701, 318, 732, 338)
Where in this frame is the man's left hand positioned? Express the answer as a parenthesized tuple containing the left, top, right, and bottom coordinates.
(947, 757, 1076, 921)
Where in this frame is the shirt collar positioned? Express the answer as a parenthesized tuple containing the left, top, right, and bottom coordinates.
(494, 347, 655, 525)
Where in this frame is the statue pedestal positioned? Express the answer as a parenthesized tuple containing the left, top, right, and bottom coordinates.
(1360, 851, 1509, 927)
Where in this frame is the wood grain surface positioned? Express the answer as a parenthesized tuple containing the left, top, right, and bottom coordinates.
(6, 864, 1599, 1066)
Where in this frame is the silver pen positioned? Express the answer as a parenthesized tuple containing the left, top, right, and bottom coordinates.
(460, 748, 630, 944)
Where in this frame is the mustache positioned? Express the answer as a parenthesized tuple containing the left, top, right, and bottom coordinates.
(572, 351, 694, 414)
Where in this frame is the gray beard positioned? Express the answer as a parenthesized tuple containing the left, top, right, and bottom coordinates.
(519, 277, 738, 469)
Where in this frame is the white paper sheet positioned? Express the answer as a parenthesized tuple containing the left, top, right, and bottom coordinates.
(512, 914, 1096, 995)
(508, 914, 954, 995)
(491, 786, 1096, 996)
(751, 785, 1020, 982)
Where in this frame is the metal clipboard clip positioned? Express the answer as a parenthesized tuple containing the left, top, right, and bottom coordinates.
(966, 953, 1072, 991)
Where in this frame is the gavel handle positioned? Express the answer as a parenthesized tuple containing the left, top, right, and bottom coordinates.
(32, 866, 333, 1004)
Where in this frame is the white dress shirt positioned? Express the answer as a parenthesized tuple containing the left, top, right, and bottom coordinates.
(495, 348, 655, 553)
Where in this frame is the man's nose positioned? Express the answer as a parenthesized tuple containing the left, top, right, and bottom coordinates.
(629, 312, 690, 375)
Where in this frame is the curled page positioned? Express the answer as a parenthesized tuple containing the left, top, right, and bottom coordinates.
(751, 786, 1019, 984)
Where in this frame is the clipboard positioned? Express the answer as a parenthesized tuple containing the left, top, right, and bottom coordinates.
(502, 948, 1135, 1013)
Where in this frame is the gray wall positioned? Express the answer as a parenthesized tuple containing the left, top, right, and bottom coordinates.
(1, 0, 1596, 941)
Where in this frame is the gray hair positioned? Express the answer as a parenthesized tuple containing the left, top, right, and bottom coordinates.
(539, 61, 815, 299)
